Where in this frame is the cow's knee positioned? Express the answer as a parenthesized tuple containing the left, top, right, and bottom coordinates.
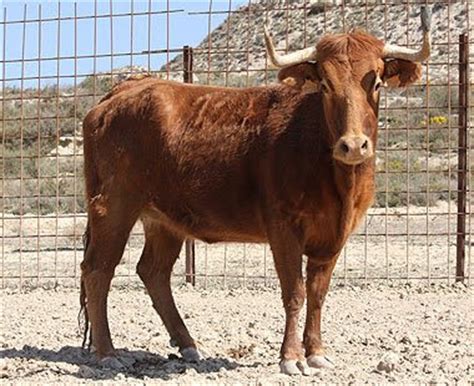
(282, 281, 306, 313)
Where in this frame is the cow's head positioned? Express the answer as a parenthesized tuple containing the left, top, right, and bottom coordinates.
(266, 7, 431, 166)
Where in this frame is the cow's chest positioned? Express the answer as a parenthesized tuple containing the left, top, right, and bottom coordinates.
(302, 175, 374, 258)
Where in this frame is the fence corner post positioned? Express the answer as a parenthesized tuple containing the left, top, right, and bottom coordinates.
(456, 33, 469, 283)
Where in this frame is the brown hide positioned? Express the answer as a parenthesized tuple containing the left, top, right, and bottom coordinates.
(84, 78, 368, 252)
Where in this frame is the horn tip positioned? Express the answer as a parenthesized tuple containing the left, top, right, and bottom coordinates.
(420, 6, 432, 33)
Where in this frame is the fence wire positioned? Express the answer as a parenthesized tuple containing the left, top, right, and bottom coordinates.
(0, 0, 471, 289)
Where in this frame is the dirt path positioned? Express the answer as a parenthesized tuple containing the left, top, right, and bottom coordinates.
(1, 284, 471, 384)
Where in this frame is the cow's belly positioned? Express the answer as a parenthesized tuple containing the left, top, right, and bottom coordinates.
(137, 158, 268, 242)
(142, 196, 267, 244)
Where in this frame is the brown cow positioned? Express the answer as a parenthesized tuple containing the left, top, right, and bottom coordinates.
(80, 9, 431, 375)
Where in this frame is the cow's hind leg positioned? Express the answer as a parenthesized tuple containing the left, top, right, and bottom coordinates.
(80, 193, 140, 362)
(137, 220, 200, 361)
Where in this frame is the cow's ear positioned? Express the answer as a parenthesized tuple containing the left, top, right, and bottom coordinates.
(277, 63, 320, 94)
(284, 77, 320, 94)
(299, 78, 320, 94)
(383, 59, 422, 88)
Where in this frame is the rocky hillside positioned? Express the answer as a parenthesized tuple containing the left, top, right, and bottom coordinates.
(166, 1, 470, 85)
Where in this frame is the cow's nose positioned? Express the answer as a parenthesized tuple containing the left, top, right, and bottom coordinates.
(339, 137, 368, 155)
(333, 135, 373, 165)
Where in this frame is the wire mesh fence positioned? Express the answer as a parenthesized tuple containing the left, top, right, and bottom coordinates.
(0, 0, 471, 289)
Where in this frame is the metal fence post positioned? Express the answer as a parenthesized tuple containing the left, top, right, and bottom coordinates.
(183, 45, 193, 84)
(456, 34, 469, 283)
(183, 45, 196, 286)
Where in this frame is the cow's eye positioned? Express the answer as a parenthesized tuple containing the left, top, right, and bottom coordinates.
(320, 81, 329, 93)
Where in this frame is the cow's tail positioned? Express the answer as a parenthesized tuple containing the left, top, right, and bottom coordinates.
(78, 221, 92, 350)
(78, 106, 107, 351)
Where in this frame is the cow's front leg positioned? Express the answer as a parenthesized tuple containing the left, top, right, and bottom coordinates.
(303, 256, 338, 369)
(268, 230, 310, 375)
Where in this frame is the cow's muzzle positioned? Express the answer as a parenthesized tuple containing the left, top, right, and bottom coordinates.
(333, 135, 373, 165)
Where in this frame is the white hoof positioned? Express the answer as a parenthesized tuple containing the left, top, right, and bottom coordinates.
(280, 359, 313, 376)
(180, 347, 202, 362)
(307, 355, 335, 369)
(100, 356, 125, 370)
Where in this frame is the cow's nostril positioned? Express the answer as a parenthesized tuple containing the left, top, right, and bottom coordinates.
(340, 142, 350, 154)
(361, 140, 368, 150)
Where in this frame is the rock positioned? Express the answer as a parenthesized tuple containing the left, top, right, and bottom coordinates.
(100, 356, 126, 370)
(377, 353, 400, 373)
(429, 378, 449, 386)
(400, 335, 413, 344)
(78, 365, 98, 378)
(387, 96, 424, 108)
(186, 368, 199, 376)
(119, 355, 136, 367)
(115, 373, 126, 380)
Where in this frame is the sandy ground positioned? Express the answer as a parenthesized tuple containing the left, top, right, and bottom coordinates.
(0, 283, 472, 384)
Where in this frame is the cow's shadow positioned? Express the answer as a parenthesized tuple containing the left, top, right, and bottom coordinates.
(0, 345, 248, 380)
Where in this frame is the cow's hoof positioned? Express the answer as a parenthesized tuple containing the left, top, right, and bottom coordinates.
(180, 347, 202, 362)
(307, 355, 335, 369)
(280, 359, 313, 376)
(100, 356, 125, 370)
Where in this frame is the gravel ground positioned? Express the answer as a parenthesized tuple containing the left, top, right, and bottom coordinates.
(1, 283, 472, 384)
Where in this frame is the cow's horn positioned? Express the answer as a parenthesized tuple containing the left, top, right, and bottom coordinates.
(383, 6, 431, 62)
(264, 25, 317, 68)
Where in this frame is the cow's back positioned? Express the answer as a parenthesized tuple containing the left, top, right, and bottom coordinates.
(83, 79, 304, 242)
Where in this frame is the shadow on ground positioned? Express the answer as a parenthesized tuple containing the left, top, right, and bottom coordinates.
(1, 345, 242, 380)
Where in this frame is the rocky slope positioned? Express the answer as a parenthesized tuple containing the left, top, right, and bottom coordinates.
(166, 1, 470, 85)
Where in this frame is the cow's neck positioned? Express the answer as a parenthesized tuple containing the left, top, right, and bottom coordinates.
(332, 160, 375, 247)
